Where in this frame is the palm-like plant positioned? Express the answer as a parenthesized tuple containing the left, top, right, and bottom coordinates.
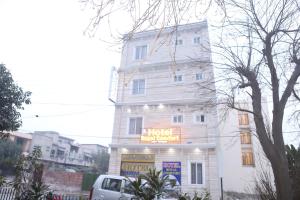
(127, 175, 155, 200)
(140, 168, 169, 198)
(127, 168, 170, 200)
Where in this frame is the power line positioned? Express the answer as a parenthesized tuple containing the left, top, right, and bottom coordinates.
(38, 131, 300, 140)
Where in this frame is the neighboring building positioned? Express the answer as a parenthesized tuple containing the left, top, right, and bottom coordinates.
(108, 21, 220, 199)
(217, 101, 272, 195)
(9, 132, 32, 154)
(80, 144, 108, 155)
(31, 131, 95, 167)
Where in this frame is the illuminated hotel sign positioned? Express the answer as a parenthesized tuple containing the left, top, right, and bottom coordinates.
(140, 128, 181, 144)
(120, 154, 155, 177)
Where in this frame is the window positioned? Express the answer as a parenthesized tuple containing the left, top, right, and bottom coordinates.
(190, 162, 203, 184)
(194, 37, 201, 44)
(102, 178, 122, 192)
(240, 132, 252, 144)
(135, 45, 147, 60)
(175, 39, 183, 45)
(129, 117, 143, 135)
(173, 115, 183, 123)
(239, 113, 249, 125)
(194, 114, 205, 123)
(132, 79, 145, 95)
(196, 73, 203, 80)
(50, 150, 55, 158)
(242, 149, 255, 166)
(16, 138, 24, 146)
(174, 75, 183, 82)
(57, 150, 65, 158)
(123, 180, 135, 194)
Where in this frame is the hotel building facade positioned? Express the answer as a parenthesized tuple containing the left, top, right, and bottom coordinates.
(108, 21, 271, 199)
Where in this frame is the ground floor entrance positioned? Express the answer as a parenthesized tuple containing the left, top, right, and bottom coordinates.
(108, 145, 220, 199)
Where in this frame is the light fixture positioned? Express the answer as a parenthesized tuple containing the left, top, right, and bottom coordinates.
(127, 108, 131, 113)
(121, 148, 128, 153)
(168, 148, 175, 153)
(158, 103, 164, 109)
(194, 148, 201, 153)
(143, 104, 149, 110)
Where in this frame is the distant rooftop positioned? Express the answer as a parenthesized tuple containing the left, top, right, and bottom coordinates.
(33, 131, 74, 141)
(81, 144, 108, 148)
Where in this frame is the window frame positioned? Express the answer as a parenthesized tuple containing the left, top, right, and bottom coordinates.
(134, 45, 148, 60)
(193, 113, 206, 124)
(132, 79, 146, 95)
(241, 149, 255, 167)
(238, 113, 249, 125)
(193, 36, 201, 44)
(175, 39, 183, 45)
(101, 178, 122, 192)
(240, 132, 252, 144)
(195, 72, 204, 81)
(188, 160, 205, 186)
(127, 116, 144, 135)
(172, 114, 184, 124)
(173, 74, 183, 83)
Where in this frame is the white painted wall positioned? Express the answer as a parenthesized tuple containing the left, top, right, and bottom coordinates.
(110, 21, 221, 199)
(217, 104, 273, 194)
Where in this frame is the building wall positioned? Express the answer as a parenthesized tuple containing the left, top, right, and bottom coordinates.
(217, 104, 273, 194)
(112, 104, 217, 145)
(43, 169, 83, 193)
(31, 131, 94, 167)
(121, 21, 211, 69)
(9, 132, 32, 153)
(109, 21, 221, 199)
(116, 64, 215, 104)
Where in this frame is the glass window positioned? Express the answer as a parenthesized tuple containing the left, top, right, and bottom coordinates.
(194, 37, 201, 44)
(173, 115, 183, 123)
(194, 114, 205, 123)
(50, 150, 55, 158)
(240, 132, 252, 144)
(123, 180, 134, 195)
(175, 39, 183, 45)
(16, 138, 24, 146)
(128, 117, 143, 135)
(102, 178, 122, 192)
(174, 75, 183, 82)
(132, 79, 145, 95)
(190, 162, 203, 184)
(196, 73, 203, 80)
(242, 149, 255, 166)
(239, 113, 249, 125)
(135, 45, 147, 60)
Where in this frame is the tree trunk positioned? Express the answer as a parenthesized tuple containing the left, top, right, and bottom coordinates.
(268, 146, 293, 200)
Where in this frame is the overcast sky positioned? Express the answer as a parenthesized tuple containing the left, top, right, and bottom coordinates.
(0, 0, 298, 146)
(0, 0, 122, 146)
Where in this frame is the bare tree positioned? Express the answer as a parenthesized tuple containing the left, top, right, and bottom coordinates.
(215, 0, 300, 199)
(82, 0, 300, 199)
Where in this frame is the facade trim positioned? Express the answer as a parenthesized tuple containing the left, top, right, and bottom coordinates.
(109, 143, 216, 149)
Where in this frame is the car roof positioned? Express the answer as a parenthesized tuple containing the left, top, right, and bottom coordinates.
(99, 174, 131, 180)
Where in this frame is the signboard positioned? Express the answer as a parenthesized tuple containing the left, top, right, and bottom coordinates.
(120, 154, 155, 177)
(121, 154, 155, 163)
(140, 128, 181, 144)
(162, 162, 181, 185)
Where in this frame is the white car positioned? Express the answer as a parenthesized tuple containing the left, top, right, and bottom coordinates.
(89, 175, 135, 200)
(88, 174, 179, 200)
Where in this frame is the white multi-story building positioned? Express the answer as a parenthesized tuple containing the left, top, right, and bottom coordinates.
(109, 21, 220, 198)
(108, 21, 271, 199)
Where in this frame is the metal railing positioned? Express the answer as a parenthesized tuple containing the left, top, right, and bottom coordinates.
(0, 187, 88, 200)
